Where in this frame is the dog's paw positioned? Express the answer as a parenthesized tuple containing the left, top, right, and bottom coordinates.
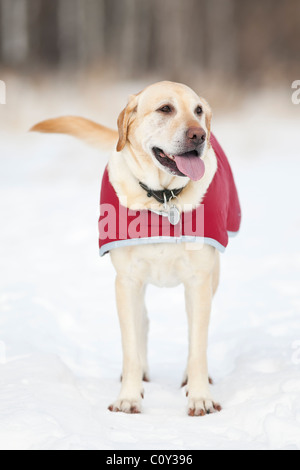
(143, 372, 150, 382)
(120, 372, 150, 382)
(108, 398, 142, 414)
(187, 398, 222, 417)
(181, 376, 213, 387)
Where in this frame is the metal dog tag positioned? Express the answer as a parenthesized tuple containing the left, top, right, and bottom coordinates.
(168, 205, 180, 225)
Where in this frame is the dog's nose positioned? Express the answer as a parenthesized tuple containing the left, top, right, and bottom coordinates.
(186, 127, 206, 146)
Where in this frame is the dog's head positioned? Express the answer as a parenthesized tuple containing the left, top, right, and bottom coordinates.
(116, 81, 212, 182)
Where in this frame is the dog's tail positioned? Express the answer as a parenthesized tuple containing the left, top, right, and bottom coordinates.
(30, 116, 118, 152)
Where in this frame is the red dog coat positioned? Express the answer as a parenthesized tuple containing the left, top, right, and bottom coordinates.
(98, 134, 241, 256)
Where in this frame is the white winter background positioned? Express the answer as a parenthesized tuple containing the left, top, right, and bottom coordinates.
(0, 78, 300, 450)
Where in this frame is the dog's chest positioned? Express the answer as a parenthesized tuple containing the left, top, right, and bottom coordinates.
(137, 244, 186, 287)
(110, 242, 214, 288)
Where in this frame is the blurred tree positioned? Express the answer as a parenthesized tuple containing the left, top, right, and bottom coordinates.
(0, 0, 299, 85)
(205, 0, 237, 77)
(58, 0, 80, 65)
(1, 0, 28, 66)
(28, 0, 60, 66)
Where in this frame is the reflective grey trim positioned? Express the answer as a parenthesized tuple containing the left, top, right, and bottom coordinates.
(99, 236, 226, 257)
(228, 230, 239, 238)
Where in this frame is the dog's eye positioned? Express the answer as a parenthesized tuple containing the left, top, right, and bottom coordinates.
(158, 105, 173, 113)
(195, 106, 203, 115)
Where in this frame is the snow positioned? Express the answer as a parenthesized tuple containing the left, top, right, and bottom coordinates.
(1, 92, 300, 450)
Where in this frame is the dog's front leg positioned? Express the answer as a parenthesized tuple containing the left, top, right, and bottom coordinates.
(109, 275, 144, 414)
(184, 276, 221, 416)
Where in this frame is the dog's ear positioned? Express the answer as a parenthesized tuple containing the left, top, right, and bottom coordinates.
(200, 98, 212, 146)
(116, 94, 139, 152)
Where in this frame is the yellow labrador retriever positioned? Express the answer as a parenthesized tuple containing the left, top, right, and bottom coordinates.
(32, 81, 240, 416)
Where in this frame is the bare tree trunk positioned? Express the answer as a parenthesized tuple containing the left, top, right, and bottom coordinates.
(0, 2, 2, 65)
(0, 0, 28, 66)
(152, 0, 195, 81)
(135, 0, 153, 75)
(26, 0, 40, 65)
(58, 0, 80, 66)
(188, 0, 210, 75)
(76, 0, 105, 67)
(118, 0, 138, 77)
(205, 0, 237, 77)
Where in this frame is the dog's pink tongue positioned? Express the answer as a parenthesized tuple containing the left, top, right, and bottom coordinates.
(174, 155, 205, 181)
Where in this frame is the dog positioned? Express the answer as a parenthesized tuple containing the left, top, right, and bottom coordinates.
(31, 81, 241, 416)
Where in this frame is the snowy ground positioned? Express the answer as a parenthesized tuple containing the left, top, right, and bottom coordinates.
(0, 86, 300, 450)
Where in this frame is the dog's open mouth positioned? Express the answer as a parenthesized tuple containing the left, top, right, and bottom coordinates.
(152, 147, 205, 181)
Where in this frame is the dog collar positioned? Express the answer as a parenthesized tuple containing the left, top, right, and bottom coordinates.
(139, 182, 184, 204)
